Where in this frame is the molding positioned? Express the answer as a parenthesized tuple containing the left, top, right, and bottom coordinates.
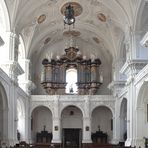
(108, 81, 126, 90)
(108, 81, 126, 97)
(31, 95, 115, 102)
(0, 68, 11, 86)
(17, 86, 29, 98)
(118, 87, 128, 99)
(120, 59, 148, 76)
(134, 63, 148, 85)
(31, 95, 115, 118)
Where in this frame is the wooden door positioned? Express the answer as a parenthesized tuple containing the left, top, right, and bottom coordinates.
(62, 128, 82, 148)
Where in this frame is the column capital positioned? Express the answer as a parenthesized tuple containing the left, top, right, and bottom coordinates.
(120, 59, 148, 81)
(1, 61, 24, 83)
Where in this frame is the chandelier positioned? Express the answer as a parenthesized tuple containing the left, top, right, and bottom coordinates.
(64, 3, 75, 27)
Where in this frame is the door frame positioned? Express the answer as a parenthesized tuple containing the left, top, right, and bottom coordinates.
(62, 128, 82, 148)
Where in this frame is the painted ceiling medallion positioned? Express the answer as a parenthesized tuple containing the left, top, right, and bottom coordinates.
(61, 2, 83, 17)
(93, 37, 100, 44)
(44, 37, 51, 44)
(97, 13, 107, 22)
(63, 30, 81, 37)
(37, 14, 46, 24)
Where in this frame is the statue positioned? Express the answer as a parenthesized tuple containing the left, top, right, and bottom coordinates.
(17, 130, 20, 142)
(43, 125, 46, 131)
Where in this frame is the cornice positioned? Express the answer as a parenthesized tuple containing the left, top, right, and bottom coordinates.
(120, 59, 148, 77)
(134, 63, 148, 86)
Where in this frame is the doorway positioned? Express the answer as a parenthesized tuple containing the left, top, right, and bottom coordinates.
(62, 128, 82, 148)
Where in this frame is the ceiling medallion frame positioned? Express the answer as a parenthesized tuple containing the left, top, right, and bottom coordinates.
(93, 37, 100, 44)
(61, 2, 83, 17)
(97, 13, 107, 22)
(63, 30, 81, 37)
(37, 14, 46, 24)
(44, 37, 51, 44)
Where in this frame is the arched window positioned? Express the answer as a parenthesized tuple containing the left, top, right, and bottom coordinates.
(66, 68, 78, 94)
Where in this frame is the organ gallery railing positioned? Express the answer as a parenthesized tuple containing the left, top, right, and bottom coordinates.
(41, 46, 102, 95)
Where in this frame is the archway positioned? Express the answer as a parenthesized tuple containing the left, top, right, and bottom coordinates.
(61, 105, 83, 148)
(119, 98, 127, 143)
(91, 106, 113, 143)
(31, 106, 53, 143)
(0, 0, 10, 34)
(136, 82, 148, 147)
(0, 0, 10, 62)
(17, 99, 25, 142)
(134, 1, 148, 59)
(0, 83, 8, 145)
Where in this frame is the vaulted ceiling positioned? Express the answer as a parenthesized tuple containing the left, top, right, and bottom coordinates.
(3, 0, 143, 64)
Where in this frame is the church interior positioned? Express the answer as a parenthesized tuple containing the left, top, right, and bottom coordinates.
(0, 0, 148, 148)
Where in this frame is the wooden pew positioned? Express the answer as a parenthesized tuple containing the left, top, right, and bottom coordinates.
(83, 143, 136, 148)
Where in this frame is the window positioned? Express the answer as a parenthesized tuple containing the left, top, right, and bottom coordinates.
(66, 68, 78, 94)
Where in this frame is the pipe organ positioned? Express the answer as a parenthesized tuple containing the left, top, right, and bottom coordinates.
(41, 46, 102, 95)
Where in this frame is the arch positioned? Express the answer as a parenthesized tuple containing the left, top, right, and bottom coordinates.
(133, 1, 148, 60)
(91, 104, 114, 117)
(17, 98, 25, 117)
(61, 105, 83, 148)
(18, 35, 26, 60)
(135, 81, 148, 147)
(30, 104, 54, 117)
(31, 106, 53, 143)
(134, 0, 145, 31)
(0, 0, 10, 33)
(136, 81, 148, 108)
(0, 82, 8, 110)
(60, 104, 84, 118)
(61, 105, 83, 128)
(0, 81, 8, 143)
(17, 98, 25, 141)
(117, 35, 126, 66)
(91, 106, 113, 142)
(119, 98, 127, 142)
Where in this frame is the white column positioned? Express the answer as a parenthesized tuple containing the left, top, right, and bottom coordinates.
(52, 97, 61, 143)
(82, 117, 92, 143)
(0, 31, 23, 83)
(135, 107, 145, 147)
(82, 96, 92, 143)
(52, 118, 61, 143)
(113, 114, 120, 144)
(125, 78, 135, 146)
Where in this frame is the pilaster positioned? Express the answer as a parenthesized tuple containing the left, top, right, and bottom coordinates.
(108, 81, 126, 97)
(82, 117, 92, 143)
(52, 118, 61, 144)
(0, 32, 24, 84)
(52, 97, 61, 144)
(120, 59, 148, 146)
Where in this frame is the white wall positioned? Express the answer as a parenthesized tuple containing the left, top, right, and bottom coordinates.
(61, 106, 83, 129)
(31, 106, 52, 142)
(91, 106, 113, 141)
(32, 106, 52, 132)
